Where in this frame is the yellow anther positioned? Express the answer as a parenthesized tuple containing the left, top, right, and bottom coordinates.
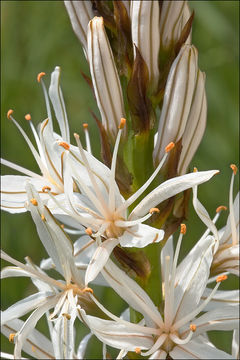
(190, 324, 196, 332)
(25, 114, 31, 121)
(85, 227, 93, 236)
(83, 123, 89, 129)
(60, 224, 65, 229)
(30, 198, 38, 206)
(180, 223, 187, 234)
(135, 347, 141, 355)
(7, 109, 14, 119)
(74, 132, 80, 140)
(216, 274, 228, 283)
(41, 214, 46, 221)
(9, 333, 15, 343)
(32, 345, 36, 352)
(165, 142, 175, 153)
(58, 141, 70, 150)
(153, 233, 159, 243)
(230, 164, 238, 175)
(149, 207, 160, 214)
(37, 72, 46, 82)
(62, 313, 71, 320)
(42, 185, 51, 193)
(118, 117, 126, 129)
(193, 167, 198, 172)
(83, 287, 94, 294)
(216, 205, 227, 213)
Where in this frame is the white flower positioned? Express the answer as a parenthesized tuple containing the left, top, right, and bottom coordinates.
(1, 182, 96, 359)
(87, 16, 126, 140)
(79, 225, 238, 359)
(193, 165, 239, 277)
(1, 67, 72, 213)
(153, 44, 207, 175)
(47, 117, 219, 283)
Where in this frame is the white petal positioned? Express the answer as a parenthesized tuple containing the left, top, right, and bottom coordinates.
(77, 332, 93, 359)
(85, 238, 119, 285)
(173, 235, 214, 323)
(131, 170, 219, 219)
(1, 175, 50, 213)
(119, 224, 164, 248)
(88, 16, 125, 139)
(170, 338, 233, 359)
(79, 310, 154, 351)
(232, 328, 239, 359)
(1, 317, 54, 359)
(221, 192, 239, 245)
(161, 236, 174, 282)
(2, 292, 52, 325)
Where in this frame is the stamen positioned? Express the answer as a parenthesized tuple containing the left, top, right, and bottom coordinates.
(73, 133, 110, 216)
(42, 185, 51, 193)
(62, 313, 71, 320)
(141, 334, 167, 357)
(58, 141, 70, 150)
(83, 286, 94, 294)
(85, 227, 93, 236)
(115, 212, 153, 227)
(83, 123, 92, 154)
(216, 205, 227, 213)
(230, 164, 238, 175)
(9, 333, 15, 343)
(164, 256, 171, 328)
(216, 274, 228, 283)
(108, 119, 125, 213)
(135, 348, 141, 355)
(41, 214, 46, 221)
(180, 223, 187, 234)
(165, 141, 175, 153)
(118, 117, 126, 129)
(30, 198, 38, 206)
(190, 324, 196, 332)
(149, 207, 160, 214)
(60, 224, 65, 229)
(7, 109, 14, 119)
(37, 72, 46, 82)
(170, 330, 193, 345)
(25, 114, 31, 121)
(193, 167, 198, 172)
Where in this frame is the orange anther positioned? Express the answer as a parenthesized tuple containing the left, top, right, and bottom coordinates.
(83, 123, 88, 129)
(85, 227, 93, 236)
(230, 164, 238, 175)
(58, 141, 70, 150)
(216, 274, 228, 283)
(216, 205, 227, 213)
(7, 109, 14, 119)
(37, 72, 46, 82)
(41, 214, 46, 221)
(118, 117, 126, 129)
(32, 345, 36, 352)
(193, 167, 198, 172)
(149, 207, 160, 214)
(60, 224, 65, 229)
(165, 142, 175, 153)
(83, 287, 94, 294)
(30, 198, 38, 206)
(62, 313, 71, 320)
(180, 223, 187, 234)
(135, 347, 141, 355)
(25, 114, 31, 121)
(9, 333, 15, 343)
(190, 324, 196, 332)
(42, 185, 51, 193)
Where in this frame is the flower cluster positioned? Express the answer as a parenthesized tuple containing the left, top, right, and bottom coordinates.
(1, 1, 239, 359)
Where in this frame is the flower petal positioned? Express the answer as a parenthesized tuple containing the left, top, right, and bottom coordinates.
(119, 224, 164, 248)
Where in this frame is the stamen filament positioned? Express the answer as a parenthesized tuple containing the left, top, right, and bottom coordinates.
(141, 334, 167, 357)
(27, 118, 48, 168)
(164, 256, 172, 329)
(170, 330, 193, 345)
(83, 123, 92, 154)
(1, 158, 43, 179)
(38, 75, 53, 132)
(229, 169, 237, 245)
(115, 212, 153, 227)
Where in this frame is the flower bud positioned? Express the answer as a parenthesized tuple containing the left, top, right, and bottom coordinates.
(88, 17, 126, 140)
(64, 0, 94, 58)
(153, 45, 199, 165)
(130, 1, 160, 91)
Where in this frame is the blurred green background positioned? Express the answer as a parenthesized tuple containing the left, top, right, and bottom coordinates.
(1, 1, 239, 358)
